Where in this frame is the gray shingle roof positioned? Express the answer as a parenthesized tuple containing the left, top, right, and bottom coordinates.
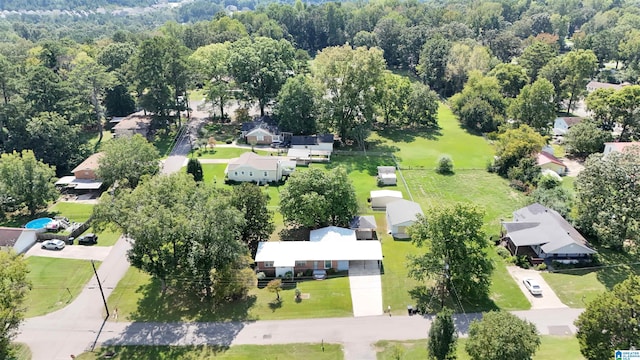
(386, 200, 423, 226)
(505, 203, 596, 255)
(350, 215, 378, 230)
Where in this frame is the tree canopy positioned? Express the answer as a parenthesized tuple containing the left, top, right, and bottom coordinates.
(97, 134, 160, 189)
(466, 311, 540, 360)
(0, 150, 57, 216)
(0, 251, 31, 360)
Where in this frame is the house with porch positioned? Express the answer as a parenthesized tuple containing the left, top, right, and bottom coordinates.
(241, 116, 282, 145)
(502, 203, 596, 264)
(225, 152, 296, 184)
(55, 152, 105, 192)
(254, 226, 382, 277)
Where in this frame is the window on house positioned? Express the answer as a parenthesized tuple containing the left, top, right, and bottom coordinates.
(264, 171, 268, 177)
(249, 172, 253, 177)
(264, 261, 274, 267)
(257, 135, 264, 141)
(324, 260, 331, 269)
(295, 261, 306, 266)
(241, 171, 244, 175)
(234, 172, 237, 176)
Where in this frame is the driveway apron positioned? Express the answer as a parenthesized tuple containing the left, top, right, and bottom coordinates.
(507, 266, 568, 309)
(348, 260, 383, 317)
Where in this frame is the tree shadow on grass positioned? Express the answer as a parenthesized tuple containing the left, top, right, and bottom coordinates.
(268, 299, 282, 312)
(409, 285, 498, 315)
(96, 344, 231, 358)
(376, 125, 442, 143)
(128, 278, 257, 323)
(594, 248, 640, 291)
(327, 154, 396, 176)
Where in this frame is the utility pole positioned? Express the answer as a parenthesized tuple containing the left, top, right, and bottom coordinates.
(91, 260, 109, 318)
(440, 261, 450, 308)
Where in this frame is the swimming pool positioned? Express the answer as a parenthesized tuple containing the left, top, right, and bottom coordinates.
(25, 217, 53, 230)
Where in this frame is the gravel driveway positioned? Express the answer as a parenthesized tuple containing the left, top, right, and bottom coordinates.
(507, 266, 568, 309)
(26, 243, 113, 261)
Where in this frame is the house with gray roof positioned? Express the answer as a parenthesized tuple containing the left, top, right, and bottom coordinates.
(350, 215, 378, 240)
(503, 203, 596, 263)
(225, 152, 296, 184)
(386, 199, 423, 239)
(0, 227, 37, 254)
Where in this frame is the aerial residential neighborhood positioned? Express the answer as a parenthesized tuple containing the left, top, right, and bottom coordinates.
(0, 0, 639, 360)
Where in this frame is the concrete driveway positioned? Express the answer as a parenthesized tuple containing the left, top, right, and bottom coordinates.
(562, 158, 585, 177)
(25, 243, 113, 261)
(507, 266, 567, 309)
(348, 260, 383, 317)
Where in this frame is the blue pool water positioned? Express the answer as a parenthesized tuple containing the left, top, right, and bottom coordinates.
(25, 217, 53, 230)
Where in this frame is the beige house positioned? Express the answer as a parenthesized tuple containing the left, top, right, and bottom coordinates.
(55, 152, 105, 191)
(112, 112, 152, 138)
(245, 127, 281, 145)
(537, 151, 567, 176)
(72, 152, 104, 180)
(225, 152, 296, 184)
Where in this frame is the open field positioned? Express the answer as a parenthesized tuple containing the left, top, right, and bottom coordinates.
(369, 104, 494, 169)
(107, 267, 353, 322)
(77, 343, 343, 360)
(376, 336, 584, 359)
(25, 257, 98, 317)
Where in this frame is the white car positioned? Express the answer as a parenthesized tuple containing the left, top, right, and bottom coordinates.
(41, 239, 66, 250)
(523, 278, 543, 295)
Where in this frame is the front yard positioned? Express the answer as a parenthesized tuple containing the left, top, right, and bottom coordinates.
(25, 256, 99, 317)
(77, 343, 343, 360)
(106, 267, 353, 322)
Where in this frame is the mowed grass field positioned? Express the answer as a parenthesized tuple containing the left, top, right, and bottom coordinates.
(78, 344, 343, 360)
(375, 336, 584, 360)
(107, 267, 353, 322)
(25, 257, 98, 317)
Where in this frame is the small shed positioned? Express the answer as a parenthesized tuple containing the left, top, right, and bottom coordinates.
(350, 215, 378, 240)
(370, 190, 403, 210)
(377, 166, 397, 185)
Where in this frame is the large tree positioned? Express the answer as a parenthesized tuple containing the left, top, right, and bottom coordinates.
(575, 148, 640, 249)
(274, 74, 319, 135)
(417, 36, 450, 94)
(313, 45, 386, 148)
(230, 183, 274, 257)
(466, 311, 540, 360)
(508, 78, 556, 135)
(97, 134, 160, 189)
(428, 308, 457, 360)
(450, 72, 505, 133)
(279, 166, 357, 228)
(519, 41, 556, 81)
(575, 275, 640, 360)
(0, 150, 57, 216)
(93, 173, 246, 297)
(405, 82, 439, 128)
(488, 63, 529, 98)
(493, 125, 545, 177)
(0, 251, 31, 360)
(228, 37, 296, 116)
(561, 49, 598, 113)
(408, 203, 494, 309)
(565, 119, 612, 157)
(188, 42, 233, 120)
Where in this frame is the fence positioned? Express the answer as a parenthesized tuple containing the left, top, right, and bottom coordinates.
(36, 217, 92, 242)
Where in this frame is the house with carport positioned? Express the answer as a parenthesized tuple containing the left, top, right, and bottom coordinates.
(502, 203, 596, 264)
(225, 152, 296, 184)
(254, 226, 382, 277)
(386, 199, 423, 239)
(112, 111, 152, 138)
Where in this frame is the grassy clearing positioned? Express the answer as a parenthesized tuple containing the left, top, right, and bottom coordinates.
(48, 202, 94, 223)
(542, 249, 640, 308)
(561, 176, 576, 194)
(369, 104, 494, 169)
(375, 336, 584, 360)
(107, 266, 352, 322)
(77, 343, 343, 360)
(10, 343, 31, 360)
(193, 147, 271, 159)
(153, 129, 180, 157)
(25, 257, 98, 317)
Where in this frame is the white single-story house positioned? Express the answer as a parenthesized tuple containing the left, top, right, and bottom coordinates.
(553, 117, 583, 136)
(254, 226, 383, 277)
(0, 227, 37, 254)
(603, 142, 640, 155)
(286, 148, 331, 164)
(503, 203, 596, 263)
(370, 190, 403, 210)
(289, 134, 334, 152)
(586, 81, 628, 93)
(112, 111, 152, 138)
(386, 199, 424, 239)
(349, 215, 378, 240)
(225, 152, 296, 184)
(377, 166, 397, 185)
(537, 151, 567, 176)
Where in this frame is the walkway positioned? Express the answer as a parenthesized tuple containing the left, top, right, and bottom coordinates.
(348, 260, 383, 317)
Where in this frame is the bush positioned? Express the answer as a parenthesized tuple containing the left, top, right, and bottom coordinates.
(516, 255, 530, 269)
(225, 139, 233, 144)
(436, 155, 454, 174)
(495, 246, 512, 259)
(284, 271, 293, 279)
(326, 268, 336, 275)
(303, 269, 313, 277)
(256, 272, 266, 280)
(506, 256, 517, 264)
(535, 263, 547, 271)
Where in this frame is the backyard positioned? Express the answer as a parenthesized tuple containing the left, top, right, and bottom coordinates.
(375, 336, 584, 359)
(25, 256, 99, 317)
(106, 267, 353, 322)
(48, 201, 121, 246)
(77, 343, 343, 360)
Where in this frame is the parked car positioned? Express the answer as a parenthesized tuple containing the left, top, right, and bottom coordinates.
(523, 278, 543, 295)
(312, 269, 327, 280)
(77, 233, 98, 245)
(41, 239, 65, 250)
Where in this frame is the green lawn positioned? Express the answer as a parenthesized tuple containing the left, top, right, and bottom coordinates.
(202, 163, 229, 185)
(107, 266, 353, 322)
(369, 104, 494, 169)
(542, 249, 640, 308)
(48, 202, 95, 223)
(77, 343, 343, 360)
(194, 147, 271, 159)
(376, 336, 584, 360)
(25, 257, 99, 317)
(561, 176, 576, 194)
(153, 128, 180, 157)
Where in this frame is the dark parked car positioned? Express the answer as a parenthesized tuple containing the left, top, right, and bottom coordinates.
(77, 233, 98, 245)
